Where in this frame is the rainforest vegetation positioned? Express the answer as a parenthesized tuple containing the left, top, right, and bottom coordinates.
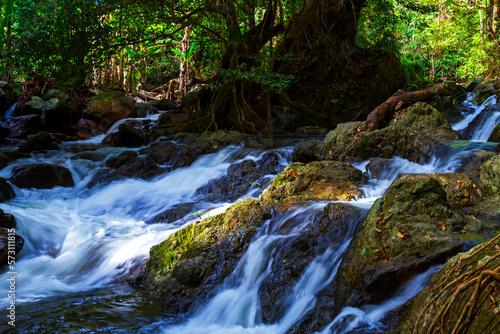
(1, 0, 499, 132)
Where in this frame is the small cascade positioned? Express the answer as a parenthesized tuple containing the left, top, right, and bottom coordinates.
(4, 102, 18, 119)
(317, 266, 440, 334)
(452, 94, 497, 132)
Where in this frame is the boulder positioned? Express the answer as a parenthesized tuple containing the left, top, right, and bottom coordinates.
(0, 178, 15, 203)
(0, 228, 24, 266)
(154, 99, 179, 112)
(195, 152, 283, 202)
(0, 151, 30, 169)
(398, 236, 500, 334)
(396, 173, 475, 209)
(17, 131, 60, 153)
(0, 121, 10, 141)
(321, 102, 460, 163)
(136, 104, 158, 117)
(260, 161, 368, 202)
(465, 79, 481, 92)
(102, 124, 146, 147)
(427, 82, 466, 124)
(76, 119, 106, 136)
(85, 91, 137, 127)
(11, 164, 74, 189)
(292, 140, 322, 163)
(333, 177, 466, 315)
(480, 155, 500, 196)
(70, 150, 108, 162)
(0, 209, 16, 229)
(133, 198, 272, 313)
(488, 123, 500, 142)
(104, 151, 165, 180)
(0, 82, 17, 113)
(7, 115, 43, 138)
(456, 150, 495, 185)
(365, 158, 392, 179)
(294, 126, 329, 136)
(471, 82, 496, 104)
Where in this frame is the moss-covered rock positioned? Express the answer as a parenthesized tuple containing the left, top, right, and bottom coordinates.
(85, 91, 137, 126)
(427, 82, 466, 124)
(334, 176, 466, 310)
(456, 150, 496, 185)
(18, 131, 60, 153)
(398, 235, 500, 334)
(397, 173, 475, 209)
(134, 198, 272, 313)
(260, 161, 367, 202)
(321, 102, 460, 163)
(480, 155, 500, 196)
(488, 123, 500, 142)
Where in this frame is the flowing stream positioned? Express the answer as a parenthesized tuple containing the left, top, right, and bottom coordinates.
(1, 94, 499, 333)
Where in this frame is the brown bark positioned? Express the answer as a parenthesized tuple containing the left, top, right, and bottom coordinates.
(179, 27, 192, 99)
(363, 83, 446, 132)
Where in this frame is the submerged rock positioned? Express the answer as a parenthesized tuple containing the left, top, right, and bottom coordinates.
(365, 158, 392, 179)
(148, 203, 196, 224)
(321, 102, 460, 163)
(0, 209, 16, 228)
(260, 160, 367, 202)
(398, 236, 500, 333)
(11, 164, 74, 189)
(133, 198, 272, 313)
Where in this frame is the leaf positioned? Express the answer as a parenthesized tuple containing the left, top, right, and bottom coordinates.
(171, 48, 184, 58)
(397, 231, 405, 238)
(360, 248, 366, 256)
(375, 227, 382, 233)
(124, 45, 135, 60)
(495, 245, 500, 250)
(375, 216, 383, 224)
(470, 215, 476, 220)
(457, 180, 465, 183)
(437, 222, 446, 231)
(186, 42, 196, 58)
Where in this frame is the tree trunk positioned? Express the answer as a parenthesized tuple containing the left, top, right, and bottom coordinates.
(363, 83, 447, 132)
(179, 27, 192, 99)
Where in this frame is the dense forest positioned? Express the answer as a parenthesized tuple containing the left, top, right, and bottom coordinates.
(2, 0, 500, 131)
(2, 1, 500, 333)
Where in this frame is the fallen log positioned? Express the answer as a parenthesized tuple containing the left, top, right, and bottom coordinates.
(363, 83, 447, 132)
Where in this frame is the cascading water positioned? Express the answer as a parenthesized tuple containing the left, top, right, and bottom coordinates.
(3, 102, 18, 120)
(2, 90, 500, 333)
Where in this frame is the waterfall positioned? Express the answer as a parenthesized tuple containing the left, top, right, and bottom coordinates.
(4, 102, 18, 119)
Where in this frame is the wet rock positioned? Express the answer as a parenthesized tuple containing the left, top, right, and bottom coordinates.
(136, 104, 158, 117)
(134, 198, 272, 313)
(0, 178, 15, 203)
(465, 79, 481, 92)
(397, 237, 500, 334)
(154, 99, 179, 112)
(85, 91, 137, 127)
(0, 228, 24, 266)
(321, 102, 459, 164)
(480, 155, 500, 196)
(260, 161, 368, 202)
(17, 131, 60, 153)
(0, 209, 16, 228)
(105, 151, 165, 179)
(294, 126, 329, 136)
(460, 103, 500, 140)
(76, 119, 106, 136)
(488, 123, 500, 142)
(456, 150, 495, 185)
(427, 83, 466, 124)
(0, 121, 9, 141)
(0, 151, 30, 169)
(333, 177, 466, 316)
(64, 143, 101, 154)
(11, 164, 74, 189)
(148, 203, 196, 224)
(365, 158, 392, 179)
(259, 203, 363, 323)
(70, 150, 108, 162)
(396, 173, 475, 209)
(8, 115, 43, 138)
(292, 140, 323, 163)
(471, 82, 496, 104)
(0, 82, 17, 113)
(102, 124, 146, 147)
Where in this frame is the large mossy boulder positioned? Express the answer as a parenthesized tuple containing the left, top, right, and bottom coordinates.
(398, 235, 500, 334)
(480, 155, 500, 196)
(134, 198, 272, 313)
(85, 91, 137, 126)
(260, 161, 368, 202)
(10, 164, 74, 189)
(320, 102, 460, 163)
(334, 176, 467, 312)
